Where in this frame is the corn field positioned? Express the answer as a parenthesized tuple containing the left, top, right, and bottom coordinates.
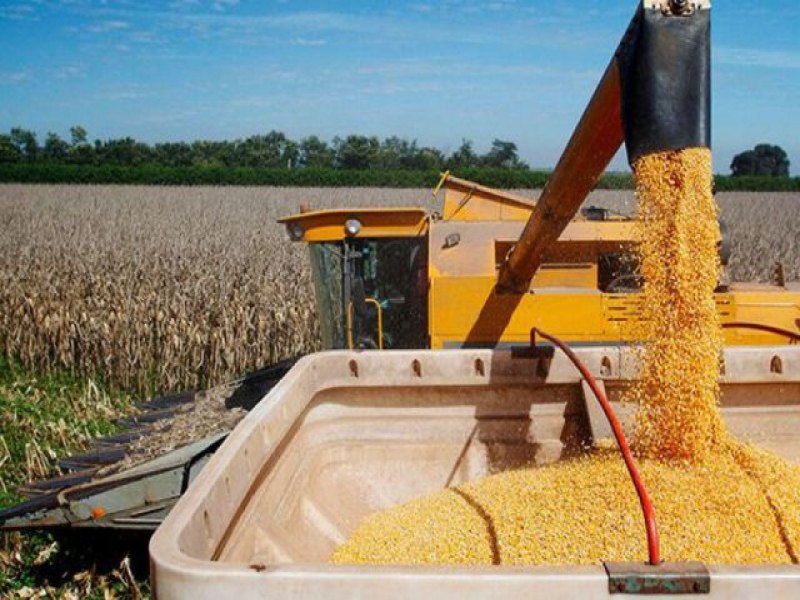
(0, 185, 426, 396)
(0, 185, 797, 398)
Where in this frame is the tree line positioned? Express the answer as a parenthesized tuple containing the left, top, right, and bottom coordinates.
(0, 126, 527, 171)
(0, 127, 795, 189)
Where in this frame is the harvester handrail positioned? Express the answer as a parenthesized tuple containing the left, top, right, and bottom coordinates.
(531, 327, 661, 565)
(346, 298, 385, 350)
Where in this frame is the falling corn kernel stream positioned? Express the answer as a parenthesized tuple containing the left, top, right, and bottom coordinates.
(331, 148, 800, 567)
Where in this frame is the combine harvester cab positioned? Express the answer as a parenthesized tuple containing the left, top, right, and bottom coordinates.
(151, 1, 800, 598)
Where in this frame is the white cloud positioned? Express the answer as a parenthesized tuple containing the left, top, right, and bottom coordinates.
(213, 0, 238, 10)
(168, 0, 200, 8)
(717, 47, 800, 70)
(101, 83, 153, 101)
(51, 64, 85, 79)
(105, 91, 148, 100)
(0, 71, 31, 85)
(87, 19, 129, 33)
(128, 30, 162, 44)
(0, 3, 36, 21)
(132, 109, 203, 125)
(292, 37, 326, 46)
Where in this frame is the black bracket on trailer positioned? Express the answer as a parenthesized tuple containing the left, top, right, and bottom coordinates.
(605, 561, 710, 595)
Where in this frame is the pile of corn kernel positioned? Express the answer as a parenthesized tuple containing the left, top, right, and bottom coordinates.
(331, 148, 800, 566)
(331, 447, 800, 566)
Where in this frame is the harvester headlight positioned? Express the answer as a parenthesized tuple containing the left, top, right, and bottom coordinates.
(287, 223, 304, 241)
(344, 218, 362, 237)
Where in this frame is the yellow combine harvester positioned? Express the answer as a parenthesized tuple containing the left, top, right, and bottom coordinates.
(278, 0, 797, 352)
(279, 173, 800, 352)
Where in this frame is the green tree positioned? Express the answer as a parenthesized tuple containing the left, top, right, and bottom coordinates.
(446, 139, 479, 170)
(153, 142, 194, 167)
(235, 130, 289, 168)
(43, 132, 70, 161)
(70, 125, 88, 146)
(333, 135, 381, 169)
(190, 140, 235, 167)
(299, 136, 335, 168)
(67, 125, 94, 164)
(374, 136, 410, 169)
(0, 134, 22, 162)
(282, 139, 299, 168)
(731, 144, 790, 177)
(481, 139, 526, 169)
(9, 127, 38, 161)
(406, 146, 444, 171)
(95, 137, 152, 166)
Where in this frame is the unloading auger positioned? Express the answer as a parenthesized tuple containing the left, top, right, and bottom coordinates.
(499, 0, 711, 292)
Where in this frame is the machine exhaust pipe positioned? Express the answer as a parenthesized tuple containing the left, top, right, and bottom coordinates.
(498, 0, 711, 293)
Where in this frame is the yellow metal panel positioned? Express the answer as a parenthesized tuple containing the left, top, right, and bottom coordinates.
(429, 277, 607, 348)
(555, 220, 638, 242)
(532, 264, 597, 289)
(429, 220, 637, 280)
(279, 208, 428, 242)
(725, 290, 800, 345)
(429, 276, 800, 349)
(601, 293, 643, 341)
(441, 177, 536, 222)
(442, 187, 501, 221)
(500, 203, 534, 221)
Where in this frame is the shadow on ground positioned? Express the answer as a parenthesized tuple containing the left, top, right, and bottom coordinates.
(2, 529, 151, 597)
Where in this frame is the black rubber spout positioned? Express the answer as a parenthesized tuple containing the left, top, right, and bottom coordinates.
(617, 3, 711, 164)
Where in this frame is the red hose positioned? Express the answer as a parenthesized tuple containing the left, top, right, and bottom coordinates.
(531, 328, 661, 566)
(722, 321, 800, 343)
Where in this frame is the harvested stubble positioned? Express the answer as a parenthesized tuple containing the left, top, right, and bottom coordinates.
(114, 383, 245, 470)
(332, 149, 800, 567)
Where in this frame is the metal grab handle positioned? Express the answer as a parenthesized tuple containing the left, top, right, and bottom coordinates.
(431, 170, 450, 203)
(346, 298, 384, 350)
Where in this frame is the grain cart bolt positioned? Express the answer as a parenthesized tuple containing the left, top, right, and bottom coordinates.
(668, 0, 693, 15)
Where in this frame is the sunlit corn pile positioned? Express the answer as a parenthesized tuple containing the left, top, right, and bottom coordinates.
(332, 149, 800, 566)
(331, 447, 800, 566)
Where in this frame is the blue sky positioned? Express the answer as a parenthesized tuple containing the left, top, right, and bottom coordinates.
(1, 1, 798, 173)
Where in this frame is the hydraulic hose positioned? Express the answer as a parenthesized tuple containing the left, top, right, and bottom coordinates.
(531, 327, 661, 565)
